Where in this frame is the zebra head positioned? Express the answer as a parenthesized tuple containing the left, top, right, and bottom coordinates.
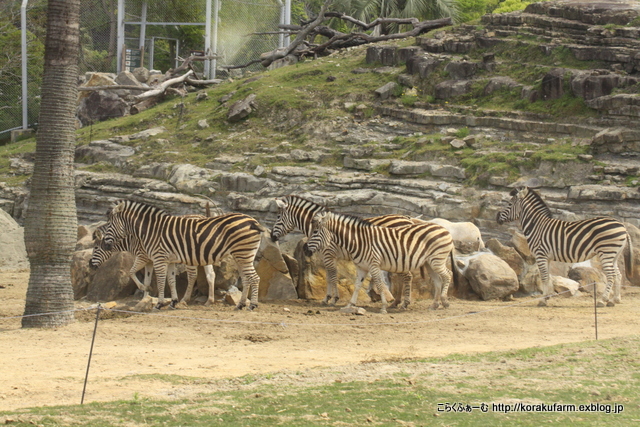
(89, 226, 112, 270)
(270, 196, 325, 242)
(496, 187, 528, 225)
(303, 211, 331, 257)
(102, 201, 129, 251)
(270, 198, 291, 242)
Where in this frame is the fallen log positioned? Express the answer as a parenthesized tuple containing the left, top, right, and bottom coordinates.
(133, 70, 194, 102)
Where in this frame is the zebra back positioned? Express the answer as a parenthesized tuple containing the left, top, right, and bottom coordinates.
(104, 200, 263, 266)
(308, 211, 453, 273)
(271, 195, 420, 241)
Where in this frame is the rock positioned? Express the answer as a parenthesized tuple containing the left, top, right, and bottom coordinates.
(486, 238, 542, 295)
(430, 218, 485, 254)
(129, 126, 166, 140)
(444, 60, 477, 80)
(343, 157, 391, 171)
(449, 138, 466, 149)
(0, 209, 28, 270)
(115, 70, 143, 87)
(195, 258, 239, 297)
(464, 253, 519, 301)
(131, 67, 150, 84)
(257, 236, 298, 301)
(75, 140, 135, 167)
(85, 251, 138, 302)
(541, 68, 566, 100)
(224, 287, 243, 306)
(406, 55, 442, 78)
(197, 119, 209, 129)
(389, 160, 430, 175)
(374, 82, 398, 100)
(553, 276, 582, 298)
(483, 76, 521, 95)
(168, 164, 216, 195)
(434, 80, 473, 99)
(77, 90, 129, 126)
(227, 94, 257, 122)
(568, 265, 607, 295)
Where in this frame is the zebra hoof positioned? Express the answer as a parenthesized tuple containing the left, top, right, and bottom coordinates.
(169, 300, 179, 309)
(429, 303, 439, 310)
(441, 299, 450, 309)
(401, 301, 410, 310)
(154, 303, 164, 310)
(380, 308, 387, 315)
(606, 301, 615, 307)
(235, 303, 246, 311)
(613, 297, 622, 304)
(321, 297, 331, 305)
(248, 303, 258, 311)
(596, 301, 606, 308)
(537, 299, 548, 307)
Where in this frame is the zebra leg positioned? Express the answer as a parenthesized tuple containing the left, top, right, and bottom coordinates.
(346, 267, 368, 309)
(167, 264, 180, 309)
(613, 262, 623, 305)
(236, 257, 260, 311)
(128, 256, 150, 294)
(536, 257, 552, 307)
(204, 265, 216, 306)
(322, 250, 340, 305)
(599, 253, 621, 307)
(431, 258, 453, 309)
(426, 264, 443, 310)
(180, 266, 198, 305)
(399, 272, 412, 310)
(369, 266, 389, 314)
(153, 263, 169, 310)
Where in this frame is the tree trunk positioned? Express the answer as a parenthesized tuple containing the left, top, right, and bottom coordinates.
(22, 0, 81, 328)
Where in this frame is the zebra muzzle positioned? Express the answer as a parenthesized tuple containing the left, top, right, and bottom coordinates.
(303, 243, 314, 257)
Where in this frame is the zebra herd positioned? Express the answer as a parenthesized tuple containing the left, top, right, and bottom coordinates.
(91, 187, 634, 312)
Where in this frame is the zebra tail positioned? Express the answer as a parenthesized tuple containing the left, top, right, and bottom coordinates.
(251, 222, 267, 233)
(450, 250, 458, 290)
(625, 233, 634, 279)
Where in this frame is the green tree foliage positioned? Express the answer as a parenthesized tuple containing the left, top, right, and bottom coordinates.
(0, 1, 45, 136)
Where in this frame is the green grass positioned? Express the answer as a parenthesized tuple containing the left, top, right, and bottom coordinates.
(2, 336, 637, 426)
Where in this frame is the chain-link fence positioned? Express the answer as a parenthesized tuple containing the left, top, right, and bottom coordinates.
(1, 0, 285, 137)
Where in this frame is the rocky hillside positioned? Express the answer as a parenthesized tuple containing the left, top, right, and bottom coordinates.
(1, 0, 639, 243)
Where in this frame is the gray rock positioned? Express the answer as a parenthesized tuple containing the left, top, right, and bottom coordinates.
(444, 60, 477, 80)
(375, 82, 399, 100)
(464, 253, 519, 300)
(228, 94, 257, 122)
(75, 140, 135, 167)
(77, 90, 129, 126)
(435, 80, 473, 99)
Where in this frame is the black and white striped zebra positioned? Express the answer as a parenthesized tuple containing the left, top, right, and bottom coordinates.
(270, 195, 421, 305)
(303, 210, 455, 313)
(496, 187, 634, 307)
(91, 226, 217, 306)
(101, 200, 264, 310)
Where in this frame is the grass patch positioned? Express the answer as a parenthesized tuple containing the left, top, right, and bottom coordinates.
(1, 337, 637, 426)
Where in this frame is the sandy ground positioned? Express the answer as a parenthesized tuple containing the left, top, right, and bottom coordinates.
(1, 269, 639, 412)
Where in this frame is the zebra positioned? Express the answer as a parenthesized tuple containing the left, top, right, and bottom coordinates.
(270, 195, 423, 305)
(101, 200, 265, 310)
(303, 210, 455, 314)
(496, 186, 634, 307)
(90, 225, 217, 306)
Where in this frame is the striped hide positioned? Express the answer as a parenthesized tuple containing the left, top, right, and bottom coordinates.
(271, 195, 422, 305)
(91, 225, 216, 306)
(496, 186, 633, 307)
(304, 211, 455, 314)
(102, 200, 264, 310)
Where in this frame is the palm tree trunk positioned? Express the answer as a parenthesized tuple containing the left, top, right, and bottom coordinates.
(22, 0, 81, 328)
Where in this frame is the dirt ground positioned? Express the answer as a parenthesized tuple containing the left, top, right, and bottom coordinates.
(1, 269, 639, 412)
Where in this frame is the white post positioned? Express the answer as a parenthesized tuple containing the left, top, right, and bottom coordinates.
(284, 0, 291, 47)
(139, 1, 147, 67)
(212, 0, 219, 78)
(277, 0, 284, 49)
(204, 0, 212, 79)
(20, 0, 29, 129)
(149, 37, 155, 70)
(116, 0, 125, 73)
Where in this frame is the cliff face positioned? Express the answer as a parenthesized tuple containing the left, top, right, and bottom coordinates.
(2, 0, 640, 240)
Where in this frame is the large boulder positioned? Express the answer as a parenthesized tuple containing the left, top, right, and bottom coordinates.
(486, 238, 542, 295)
(0, 209, 28, 270)
(76, 90, 129, 126)
(257, 236, 298, 301)
(429, 218, 484, 254)
(463, 253, 519, 301)
(84, 251, 139, 301)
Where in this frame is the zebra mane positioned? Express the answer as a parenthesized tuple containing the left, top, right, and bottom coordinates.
(283, 195, 325, 210)
(332, 211, 372, 227)
(524, 187, 553, 218)
(109, 199, 170, 217)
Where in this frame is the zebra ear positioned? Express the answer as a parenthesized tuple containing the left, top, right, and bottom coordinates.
(111, 201, 125, 214)
(275, 198, 286, 209)
(93, 229, 103, 240)
(509, 188, 519, 197)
